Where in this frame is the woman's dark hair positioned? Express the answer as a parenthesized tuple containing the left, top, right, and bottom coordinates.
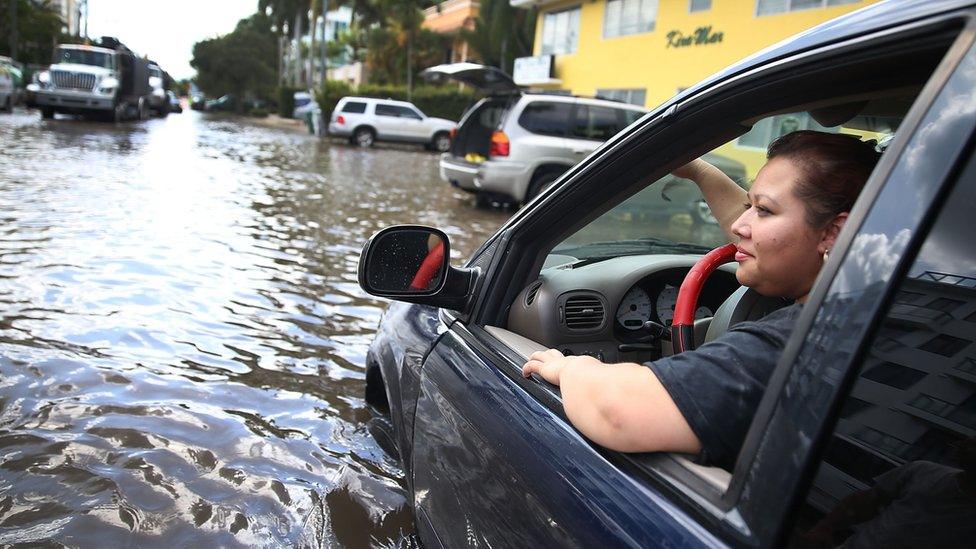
(767, 130, 882, 227)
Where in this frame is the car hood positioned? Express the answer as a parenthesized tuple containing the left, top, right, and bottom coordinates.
(420, 62, 520, 94)
(426, 117, 457, 127)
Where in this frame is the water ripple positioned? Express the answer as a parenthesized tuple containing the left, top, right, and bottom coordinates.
(0, 110, 507, 546)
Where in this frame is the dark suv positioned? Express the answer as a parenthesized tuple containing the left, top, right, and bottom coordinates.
(360, 1, 976, 546)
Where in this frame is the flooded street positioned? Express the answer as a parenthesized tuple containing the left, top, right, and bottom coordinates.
(0, 109, 508, 546)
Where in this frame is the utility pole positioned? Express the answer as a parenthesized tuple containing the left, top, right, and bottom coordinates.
(8, 0, 17, 60)
(308, 5, 316, 89)
(293, 12, 303, 87)
(320, 0, 328, 85)
(81, 0, 89, 39)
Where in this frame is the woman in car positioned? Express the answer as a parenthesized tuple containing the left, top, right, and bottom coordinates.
(522, 130, 881, 470)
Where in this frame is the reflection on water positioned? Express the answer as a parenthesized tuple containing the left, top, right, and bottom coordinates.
(0, 110, 507, 546)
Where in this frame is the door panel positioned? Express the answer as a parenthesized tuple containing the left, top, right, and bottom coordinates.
(411, 329, 723, 547)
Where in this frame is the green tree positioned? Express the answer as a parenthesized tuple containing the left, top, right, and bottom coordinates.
(190, 12, 277, 112)
(460, 0, 536, 73)
(0, 0, 65, 65)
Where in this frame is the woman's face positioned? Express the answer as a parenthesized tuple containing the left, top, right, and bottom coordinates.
(730, 157, 834, 300)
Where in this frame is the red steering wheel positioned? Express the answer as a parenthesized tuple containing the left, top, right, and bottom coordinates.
(409, 241, 445, 291)
(671, 243, 738, 353)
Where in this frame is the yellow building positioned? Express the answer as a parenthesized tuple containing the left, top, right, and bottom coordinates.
(512, 0, 880, 106)
(511, 0, 882, 177)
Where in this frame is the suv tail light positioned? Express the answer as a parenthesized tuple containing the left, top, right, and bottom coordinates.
(336, 115, 345, 125)
(489, 131, 510, 157)
(449, 128, 457, 140)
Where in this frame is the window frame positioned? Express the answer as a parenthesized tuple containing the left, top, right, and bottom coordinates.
(603, 0, 659, 39)
(540, 5, 582, 55)
(755, 0, 861, 17)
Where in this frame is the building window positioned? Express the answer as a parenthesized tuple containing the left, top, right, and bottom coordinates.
(689, 0, 712, 12)
(852, 426, 910, 456)
(927, 297, 964, 313)
(861, 361, 926, 390)
(919, 334, 969, 357)
(596, 88, 647, 106)
(947, 395, 976, 430)
(956, 358, 976, 375)
(736, 112, 836, 149)
(604, 0, 658, 39)
(541, 6, 581, 55)
(909, 394, 953, 416)
(894, 290, 925, 304)
(756, 0, 860, 16)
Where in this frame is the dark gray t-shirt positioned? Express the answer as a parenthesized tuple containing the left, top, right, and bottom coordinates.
(647, 303, 802, 470)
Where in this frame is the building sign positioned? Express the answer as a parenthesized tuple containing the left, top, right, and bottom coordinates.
(514, 54, 555, 86)
(666, 26, 724, 48)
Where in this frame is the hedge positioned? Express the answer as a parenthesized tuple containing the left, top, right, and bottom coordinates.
(315, 82, 479, 122)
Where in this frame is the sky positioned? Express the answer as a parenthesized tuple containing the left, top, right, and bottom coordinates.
(86, 0, 260, 80)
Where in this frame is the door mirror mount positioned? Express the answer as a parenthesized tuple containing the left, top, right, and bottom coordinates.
(358, 225, 476, 311)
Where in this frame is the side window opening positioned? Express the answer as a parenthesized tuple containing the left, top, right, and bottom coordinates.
(787, 159, 976, 547)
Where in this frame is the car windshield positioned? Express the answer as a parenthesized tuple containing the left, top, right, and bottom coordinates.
(56, 48, 114, 69)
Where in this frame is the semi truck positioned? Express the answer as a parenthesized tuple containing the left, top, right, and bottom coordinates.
(32, 37, 153, 122)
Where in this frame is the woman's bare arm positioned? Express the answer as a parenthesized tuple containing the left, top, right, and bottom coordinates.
(673, 158, 747, 241)
(522, 350, 701, 453)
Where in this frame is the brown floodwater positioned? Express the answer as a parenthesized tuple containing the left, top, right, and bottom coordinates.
(0, 109, 509, 547)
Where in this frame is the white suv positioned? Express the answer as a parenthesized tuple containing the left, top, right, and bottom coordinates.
(423, 63, 649, 206)
(328, 96, 457, 152)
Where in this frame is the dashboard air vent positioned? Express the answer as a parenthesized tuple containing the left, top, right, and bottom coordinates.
(524, 281, 543, 307)
(564, 294, 605, 330)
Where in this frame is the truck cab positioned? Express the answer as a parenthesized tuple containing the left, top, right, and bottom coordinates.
(33, 38, 151, 122)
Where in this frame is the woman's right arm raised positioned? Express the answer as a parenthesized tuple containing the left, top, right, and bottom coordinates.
(672, 158, 747, 241)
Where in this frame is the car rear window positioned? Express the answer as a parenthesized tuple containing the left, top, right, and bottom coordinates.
(518, 101, 573, 136)
(342, 101, 367, 114)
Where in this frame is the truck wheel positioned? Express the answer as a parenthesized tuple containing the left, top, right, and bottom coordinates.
(41, 107, 54, 119)
(111, 102, 124, 123)
(430, 132, 452, 153)
(352, 127, 375, 148)
(137, 99, 148, 121)
(2, 97, 11, 113)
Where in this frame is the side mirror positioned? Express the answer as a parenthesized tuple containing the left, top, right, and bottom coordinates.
(358, 225, 476, 311)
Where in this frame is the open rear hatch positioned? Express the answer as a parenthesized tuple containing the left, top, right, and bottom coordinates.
(421, 63, 522, 158)
(420, 62, 521, 94)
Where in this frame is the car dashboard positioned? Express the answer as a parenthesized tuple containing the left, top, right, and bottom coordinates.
(506, 254, 740, 364)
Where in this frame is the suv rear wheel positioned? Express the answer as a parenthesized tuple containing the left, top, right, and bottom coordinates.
(525, 170, 563, 203)
(352, 127, 375, 148)
(430, 132, 451, 153)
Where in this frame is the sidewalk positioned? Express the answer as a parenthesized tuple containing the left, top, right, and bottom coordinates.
(247, 114, 307, 133)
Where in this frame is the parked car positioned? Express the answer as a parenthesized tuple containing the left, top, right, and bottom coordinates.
(292, 90, 318, 119)
(423, 63, 649, 206)
(0, 63, 13, 113)
(0, 55, 23, 109)
(357, 1, 976, 546)
(327, 96, 457, 152)
(205, 94, 266, 113)
(166, 90, 182, 113)
(189, 94, 205, 111)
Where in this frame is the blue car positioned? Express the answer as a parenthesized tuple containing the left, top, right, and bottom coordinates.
(359, 1, 976, 546)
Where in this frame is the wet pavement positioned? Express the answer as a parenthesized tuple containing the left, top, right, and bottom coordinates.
(0, 108, 509, 547)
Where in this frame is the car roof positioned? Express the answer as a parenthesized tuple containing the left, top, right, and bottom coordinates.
(520, 94, 648, 111)
(341, 96, 417, 107)
(672, 0, 973, 108)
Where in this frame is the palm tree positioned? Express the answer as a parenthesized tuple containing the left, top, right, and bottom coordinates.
(461, 0, 536, 73)
(259, 0, 310, 86)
